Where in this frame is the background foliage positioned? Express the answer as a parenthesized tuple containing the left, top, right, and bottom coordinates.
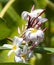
(0, 0, 54, 65)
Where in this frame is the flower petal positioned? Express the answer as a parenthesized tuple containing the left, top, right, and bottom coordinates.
(21, 11, 29, 21)
(8, 50, 14, 57)
(36, 30, 44, 38)
(3, 44, 12, 49)
(14, 48, 22, 56)
(29, 33, 37, 41)
(39, 18, 48, 23)
(14, 56, 22, 62)
(31, 5, 35, 12)
(18, 27, 21, 34)
(28, 51, 33, 59)
(23, 44, 28, 54)
(28, 9, 43, 18)
(25, 28, 35, 40)
(13, 36, 23, 46)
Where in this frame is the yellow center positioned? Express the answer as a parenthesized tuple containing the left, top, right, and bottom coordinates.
(31, 28, 37, 33)
(12, 45, 17, 50)
(21, 54, 26, 59)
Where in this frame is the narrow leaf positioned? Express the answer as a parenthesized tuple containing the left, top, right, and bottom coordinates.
(0, 18, 10, 40)
(34, 47, 54, 54)
(0, 63, 29, 65)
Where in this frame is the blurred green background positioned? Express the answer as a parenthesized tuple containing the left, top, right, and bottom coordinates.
(0, 0, 54, 65)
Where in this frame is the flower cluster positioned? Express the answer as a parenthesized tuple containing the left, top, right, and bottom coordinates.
(3, 5, 47, 63)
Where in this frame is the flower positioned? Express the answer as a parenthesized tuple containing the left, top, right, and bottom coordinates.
(21, 44, 28, 63)
(29, 29, 44, 43)
(14, 45, 22, 63)
(21, 9, 43, 21)
(28, 9, 43, 18)
(24, 28, 44, 45)
(3, 36, 23, 57)
(14, 55, 23, 62)
(24, 28, 37, 41)
(14, 44, 28, 63)
(21, 9, 47, 29)
(21, 11, 29, 21)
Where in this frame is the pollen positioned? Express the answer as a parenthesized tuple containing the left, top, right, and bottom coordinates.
(31, 28, 37, 33)
(21, 54, 26, 59)
(12, 45, 17, 50)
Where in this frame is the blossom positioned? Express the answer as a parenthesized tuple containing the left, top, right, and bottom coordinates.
(28, 9, 43, 18)
(3, 36, 23, 57)
(24, 28, 44, 45)
(14, 55, 23, 62)
(14, 44, 33, 63)
(21, 9, 43, 21)
(21, 44, 28, 63)
(21, 11, 29, 21)
(24, 28, 37, 41)
(14, 44, 28, 63)
(29, 29, 44, 42)
(21, 9, 47, 29)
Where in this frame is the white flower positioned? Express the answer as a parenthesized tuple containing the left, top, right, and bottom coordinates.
(28, 9, 43, 18)
(27, 51, 33, 59)
(24, 28, 44, 44)
(24, 28, 37, 41)
(29, 29, 44, 42)
(3, 36, 23, 57)
(21, 11, 29, 21)
(14, 44, 28, 63)
(21, 9, 43, 21)
(21, 44, 28, 63)
(14, 55, 23, 62)
(38, 18, 48, 23)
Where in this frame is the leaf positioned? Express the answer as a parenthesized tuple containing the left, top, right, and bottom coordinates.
(0, 63, 29, 65)
(7, 6, 23, 27)
(6, 6, 26, 37)
(0, 0, 8, 3)
(34, 47, 54, 54)
(0, 46, 54, 54)
(0, 18, 11, 40)
(34, 0, 47, 8)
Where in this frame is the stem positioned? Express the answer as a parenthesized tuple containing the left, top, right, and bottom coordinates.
(6, 37, 13, 42)
(43, 28, 47, 32)
(0, 0, 15, 18)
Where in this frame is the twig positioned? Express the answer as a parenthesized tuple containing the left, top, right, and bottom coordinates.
(43, 28, 47, 32)
(6, 37, 13, 42)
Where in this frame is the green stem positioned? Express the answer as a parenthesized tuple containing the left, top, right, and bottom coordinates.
(0, 0, 15, 18)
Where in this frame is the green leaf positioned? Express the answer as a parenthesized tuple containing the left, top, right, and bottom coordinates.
(34, 47, 54, 54)
(0, 63, 29, 65)
(34, 0, 47, 8)
(0, 0, 8, 3)
(7, 6, 24, 27)
(0, 46, 54, 54)
(0, 18, 10, 40)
